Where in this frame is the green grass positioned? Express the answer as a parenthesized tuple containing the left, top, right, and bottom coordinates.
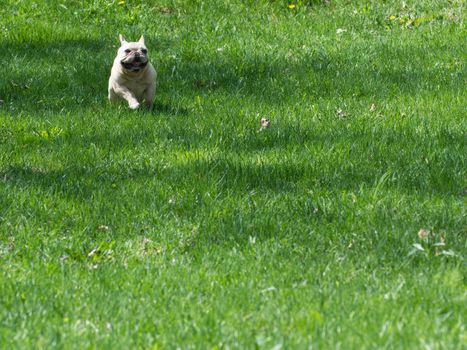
(0, 0, 466, 348)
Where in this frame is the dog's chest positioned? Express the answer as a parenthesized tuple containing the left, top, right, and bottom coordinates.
(124, 79, 149, 99)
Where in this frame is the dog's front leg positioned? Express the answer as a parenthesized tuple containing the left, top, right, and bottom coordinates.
(108, 88, 120, 103)
(144, 84, 156, 110)
(114, 85, 140, 109)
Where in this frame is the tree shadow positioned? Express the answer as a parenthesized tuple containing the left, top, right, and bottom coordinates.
(0, 36, 463, 114)
(159, 43, 463, 104)
(2, 123, 463, 201)
(1, 36, 464, 249)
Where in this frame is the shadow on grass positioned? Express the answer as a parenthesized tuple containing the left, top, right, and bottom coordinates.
(1, 36, 464, 234)
(2, 137, 463, 201)
(0, 36, 463, 114)
(2, 142, 463, 247)
(152, 101, 189, 116)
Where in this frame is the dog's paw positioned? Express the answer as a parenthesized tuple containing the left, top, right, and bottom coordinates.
(129, 101, 140, 110)
(145, 101, 154, 110)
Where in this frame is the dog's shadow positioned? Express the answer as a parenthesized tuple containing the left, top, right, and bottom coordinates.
(151, 101, 188, 116)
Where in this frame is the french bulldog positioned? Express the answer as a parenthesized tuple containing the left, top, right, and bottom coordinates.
(108, 34, 157, 110)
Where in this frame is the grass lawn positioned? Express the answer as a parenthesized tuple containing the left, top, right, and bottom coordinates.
(0, 0, 466, 348)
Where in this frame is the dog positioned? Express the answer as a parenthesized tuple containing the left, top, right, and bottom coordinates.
(108, 34, 157, 110)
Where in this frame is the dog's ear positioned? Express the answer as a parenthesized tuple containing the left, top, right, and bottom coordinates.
(119, 34, 127, 44)
(138, 35, 145, 45)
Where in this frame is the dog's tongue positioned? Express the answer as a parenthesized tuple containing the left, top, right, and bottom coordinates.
(133, 61, 142, 66)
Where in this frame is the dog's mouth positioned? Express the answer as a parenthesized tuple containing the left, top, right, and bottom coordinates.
(121, 60, 148, 72)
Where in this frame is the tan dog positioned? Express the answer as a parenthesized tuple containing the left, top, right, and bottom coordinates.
(108, 34, 157, 110)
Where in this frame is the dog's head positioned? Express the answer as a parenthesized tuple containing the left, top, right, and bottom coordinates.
(117, 34, 149, 73)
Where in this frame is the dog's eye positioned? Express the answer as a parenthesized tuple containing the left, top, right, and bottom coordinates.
(141, 49, 147, 54)
(124, 49, 131, 53)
